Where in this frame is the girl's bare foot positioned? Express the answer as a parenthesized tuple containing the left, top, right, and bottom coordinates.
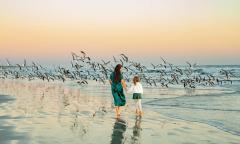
(135, 110, 139, 115)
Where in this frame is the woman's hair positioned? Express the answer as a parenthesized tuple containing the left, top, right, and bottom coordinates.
(114, 64, 122, 82)
(133, 76, 140, 85)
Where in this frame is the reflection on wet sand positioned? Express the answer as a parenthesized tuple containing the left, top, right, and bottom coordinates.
(0, 80, 113, 143)
(111, 118, 127, 144)
(69, 113, 88, 138)
(0, 95, 29, 144)
(1, 79, 240, 144)
(131, 116, 142, 144)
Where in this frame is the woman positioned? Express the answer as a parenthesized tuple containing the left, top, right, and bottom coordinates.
(109, 64, 127, 117)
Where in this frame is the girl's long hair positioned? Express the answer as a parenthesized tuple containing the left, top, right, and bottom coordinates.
(114, 64, 122, 82)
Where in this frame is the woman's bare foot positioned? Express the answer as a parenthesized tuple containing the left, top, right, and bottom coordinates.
(116, 113, 120, 118)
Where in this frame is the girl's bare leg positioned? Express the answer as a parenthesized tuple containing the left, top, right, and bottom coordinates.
(135, 100, 139, 115)
(138, 99, 143, 116)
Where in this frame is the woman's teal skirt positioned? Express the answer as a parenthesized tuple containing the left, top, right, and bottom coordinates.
(133, 93, 142, 99)
(111, 84, 126, 106)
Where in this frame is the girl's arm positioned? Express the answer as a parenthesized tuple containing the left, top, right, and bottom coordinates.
(127, 84, 134, 94)
(139, 83, 143, 94)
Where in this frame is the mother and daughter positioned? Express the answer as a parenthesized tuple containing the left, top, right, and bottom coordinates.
(109, 64, 143, 117)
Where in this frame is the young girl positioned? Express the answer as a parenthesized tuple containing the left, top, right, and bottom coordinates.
(127, 76, 143, 116)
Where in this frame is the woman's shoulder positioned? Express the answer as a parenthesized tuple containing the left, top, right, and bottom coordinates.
(120, 73, 124, 79)
(110, 72, 114, 79)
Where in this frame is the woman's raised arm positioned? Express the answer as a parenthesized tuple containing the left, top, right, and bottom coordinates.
(121, 79, 127, 91)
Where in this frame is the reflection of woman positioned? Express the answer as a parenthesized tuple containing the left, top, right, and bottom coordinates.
(109, 64, 127, 117)
(111, 118, 127, 144)
(132, 116, 142, 143)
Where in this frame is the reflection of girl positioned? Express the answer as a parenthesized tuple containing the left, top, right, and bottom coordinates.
(109, 64, 127, 117)
(111, 118, 127, 144)
(132, 116, 142, 143)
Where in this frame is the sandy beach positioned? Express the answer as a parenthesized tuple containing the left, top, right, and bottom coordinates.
(0, 79, 239, 144)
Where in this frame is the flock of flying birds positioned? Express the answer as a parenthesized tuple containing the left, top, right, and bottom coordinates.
(0, 51, 237, 89)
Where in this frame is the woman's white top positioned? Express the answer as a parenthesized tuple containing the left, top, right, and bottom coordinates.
(127, 82, 143, 94)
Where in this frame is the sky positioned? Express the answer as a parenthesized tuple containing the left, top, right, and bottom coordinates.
(0, 0, 239, 65)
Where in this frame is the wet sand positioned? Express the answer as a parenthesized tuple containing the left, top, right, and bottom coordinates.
(0, 79, 240, 144)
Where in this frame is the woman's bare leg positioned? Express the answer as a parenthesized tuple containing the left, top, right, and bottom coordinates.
(115, 107, 119, 117)
(115, 107, 121, 117)
(118, 107, 121, 116)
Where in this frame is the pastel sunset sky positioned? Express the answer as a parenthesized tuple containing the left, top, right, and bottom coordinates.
(0, 0, 239, 65)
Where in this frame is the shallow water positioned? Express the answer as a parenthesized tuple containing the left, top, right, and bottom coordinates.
(0, 79, 240, 144)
